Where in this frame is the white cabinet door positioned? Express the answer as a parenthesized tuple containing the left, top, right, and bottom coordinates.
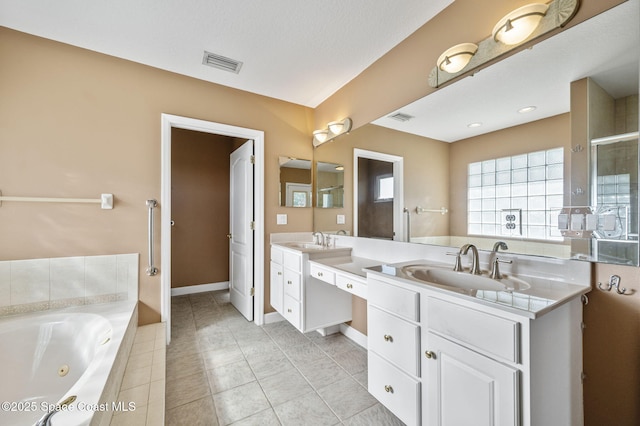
(425, 333, 519, 426)
(270, 261, 283, 313)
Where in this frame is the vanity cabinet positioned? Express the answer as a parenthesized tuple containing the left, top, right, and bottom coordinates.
(270, 244, 352, 333)
(367, 272, 585, 426)
(367, 277, 421, 426)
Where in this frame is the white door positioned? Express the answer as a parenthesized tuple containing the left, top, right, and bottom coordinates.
(229, 140, 254, 321)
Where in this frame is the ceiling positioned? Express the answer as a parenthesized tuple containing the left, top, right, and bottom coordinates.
(373, 0, 640, 142)
(0, 0, 452, 108)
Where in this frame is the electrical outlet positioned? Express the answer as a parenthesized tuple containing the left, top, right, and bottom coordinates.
(501, 209, 522, 236)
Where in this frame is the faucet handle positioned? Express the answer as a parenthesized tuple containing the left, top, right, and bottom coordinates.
(446, 252, 464, 272)
(490, 257, 512, 280)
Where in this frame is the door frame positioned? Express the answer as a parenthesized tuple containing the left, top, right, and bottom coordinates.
(353, 148, 404, 241)
(161, 114, 265, 343)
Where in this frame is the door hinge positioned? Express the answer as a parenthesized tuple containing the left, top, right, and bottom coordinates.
(250, 155, 255, 164)
(250, 287, 255, 296)
(250, 221, 256, 230)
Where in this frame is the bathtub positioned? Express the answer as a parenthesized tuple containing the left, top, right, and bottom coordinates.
(0, 301, 137, 426)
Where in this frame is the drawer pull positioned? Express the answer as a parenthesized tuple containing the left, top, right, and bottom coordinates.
(384, 385, 394, 393)
(277, 272, 282, 276)
(425, 350, 436, 359)
(383, 334, 393, 342)
(287, 308, 292, 313)
(318, 272, 323, 276)
(287, 280, 292, 284)
(346, 283, 353, 289)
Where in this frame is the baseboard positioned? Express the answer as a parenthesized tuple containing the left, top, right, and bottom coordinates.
(264, 311, 284, 324)
(340, 323, 368, 349)
(171, 281, 229, 296)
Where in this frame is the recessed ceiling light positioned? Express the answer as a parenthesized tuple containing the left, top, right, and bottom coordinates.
(518, 106, 537, 113)
(467, 122, 483, 128)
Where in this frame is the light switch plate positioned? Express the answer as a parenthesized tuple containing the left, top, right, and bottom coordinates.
(337, 214, 345, 224)
(276, 214, 287, 225)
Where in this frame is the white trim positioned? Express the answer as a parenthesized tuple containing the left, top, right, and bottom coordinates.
(171, 281, 229, 296)
(161, 113, 265, 344)
(264, 311, 285, 324)
(353, 148, 404, 241)
(339, 323, 368, 349)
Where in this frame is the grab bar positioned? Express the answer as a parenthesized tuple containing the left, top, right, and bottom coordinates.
(403, 207, 411, 242)
(416, 206, 448, 215)
(146, 199, 158, 276)
(0, 191, 114, 209)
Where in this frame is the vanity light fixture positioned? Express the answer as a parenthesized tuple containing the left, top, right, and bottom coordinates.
(518, 105, 537, 113)
(312, 117, 352, 147)
(429, 0, 579, 88)
(493, 3, 549, 46)
(335, 165, 344, 171)
(437, 43, 479, 74)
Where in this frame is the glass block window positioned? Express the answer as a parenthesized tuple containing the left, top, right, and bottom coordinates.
(468, 147, 564, 240)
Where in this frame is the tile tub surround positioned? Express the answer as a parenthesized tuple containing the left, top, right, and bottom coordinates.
(110, 322, 166, 426)
(0, 253, 138, 316)
(165, 290, 403, 425)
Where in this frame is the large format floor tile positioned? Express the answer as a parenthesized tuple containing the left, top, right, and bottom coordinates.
(165, 290, 404, 425)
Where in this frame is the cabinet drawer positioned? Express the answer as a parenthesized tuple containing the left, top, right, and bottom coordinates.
(427, 298, 520, 363)
(284, 270, 301, 300)
(283, 295, 301, 329)
(336, 273, 367, 299)
(283, 251, 302, 272)
(369, 278, 419, 321)
(271, 246, 284, 264)
(369, 306, 420, 376)
(310, 263, 335, 285)
(369, 351, 420, 426)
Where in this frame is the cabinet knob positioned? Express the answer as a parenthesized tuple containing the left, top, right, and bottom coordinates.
(383, 334, 393, 342)
(287, 308, 292, 313)
(287, 280, 292, 284)
(425, 350, 436, 359)
(318, 272, 323, 276)
(384, 385, 394, 393)
(277, 272, 282, 276)
(346, 283, 353, 289)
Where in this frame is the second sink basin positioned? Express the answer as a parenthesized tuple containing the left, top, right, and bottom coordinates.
(401, 265, 530, 292)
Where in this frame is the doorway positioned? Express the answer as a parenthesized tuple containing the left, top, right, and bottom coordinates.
(353, 148, 404, 241)
(161, 114, 265, 343)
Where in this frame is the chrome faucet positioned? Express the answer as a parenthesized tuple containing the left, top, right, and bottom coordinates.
(35, 395, 76, 426)
(313, 231, 325, 247)
(460, 244, 481, 275)
(336, 229, 347, 235)
(490, 241, 511, 279)
(492, 241, 508, 252)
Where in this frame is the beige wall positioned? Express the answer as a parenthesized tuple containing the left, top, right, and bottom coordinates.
(0, 27, 314, 323)
(171, 129, 233, 288)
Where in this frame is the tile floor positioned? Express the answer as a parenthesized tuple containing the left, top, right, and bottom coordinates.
(165, 290, 404, 425)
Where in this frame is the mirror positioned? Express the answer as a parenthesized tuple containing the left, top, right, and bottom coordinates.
(315, 161, 344, 208)
(279, 156, 312, 207)
(313, 1, 639, 264)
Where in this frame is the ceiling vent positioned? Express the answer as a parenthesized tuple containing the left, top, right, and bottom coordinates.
(388, 112, 414, 122)
(202, 51, 243, 74)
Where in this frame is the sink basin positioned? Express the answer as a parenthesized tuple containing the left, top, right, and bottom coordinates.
(401, 265, 530, 291)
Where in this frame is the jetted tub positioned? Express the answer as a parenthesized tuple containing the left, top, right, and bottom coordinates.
(0, 301, 137, 426)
